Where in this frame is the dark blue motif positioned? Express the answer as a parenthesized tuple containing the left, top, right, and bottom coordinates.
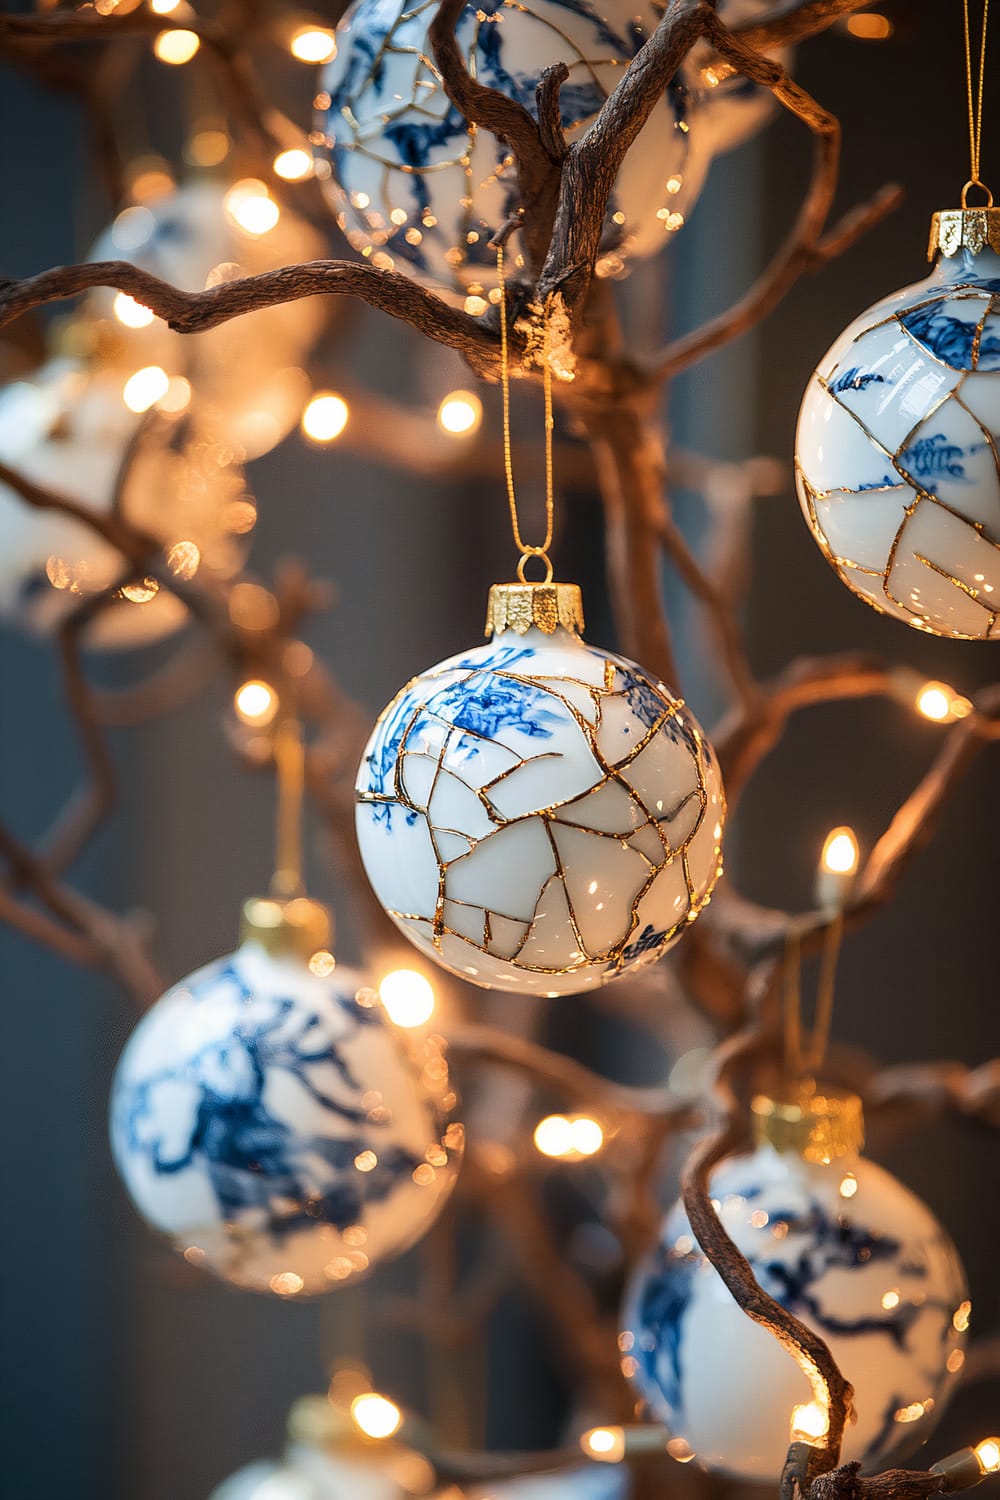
(830, 367, 886, 394)
(616, 923, 667, 967)
(618, 667, 669, 730)
(632, 1235, 700, 1414)
(899, 431, 978, 486)
(901, 300, 984, 370)
(429, 670, 562, 740)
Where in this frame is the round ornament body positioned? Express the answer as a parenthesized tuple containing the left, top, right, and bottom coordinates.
(621, 1144, 969, 1480)
(110, 942, 463, 1294)
(355, 621, 725, 995)
(796, 236, 1000, 639)
(317, 0, 778, 297)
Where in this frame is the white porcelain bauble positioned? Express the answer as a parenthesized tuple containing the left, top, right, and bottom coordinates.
(88, 180, 324, 459)
(209, 1446, 409, 1500)
(209, 1460, 313, 1500)
(796, 213, 1000, 639)
(0, 357, 250, 648)
(467, 1465, 630, 1500)
(355, 587, 725, 995)
(316, 0, 776, 299)
(110, 937, 463, 1295)
(621, 1141, 969, 1481)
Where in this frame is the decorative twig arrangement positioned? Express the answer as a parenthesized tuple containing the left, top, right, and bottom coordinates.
(0, 1, 997, 1497)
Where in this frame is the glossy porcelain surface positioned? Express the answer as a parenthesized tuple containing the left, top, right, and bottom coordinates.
(796, 246, 1000, 638)
(210, 1444, 409, 1500)
(468, 1466, 630, 1499)
(316, 0, 778, 298)
(355, 625, 725, 995)
(110, 942, 463, 1294)
(622, 1145, 969, 1480)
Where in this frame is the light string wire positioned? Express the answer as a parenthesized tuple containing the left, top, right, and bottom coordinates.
(496, 243, 556, 583)
(962, 0, 993, 204)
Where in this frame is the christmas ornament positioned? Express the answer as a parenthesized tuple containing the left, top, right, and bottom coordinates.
(111, 713, 462, 1293)
(315, 0, 776, 299)
(621, 1088, 970, 1481)
(89, 178, 325, 460)
(0, 357, 249, 647)
(795, 2, 1000, 639)
(467, 1466, 630, 1499)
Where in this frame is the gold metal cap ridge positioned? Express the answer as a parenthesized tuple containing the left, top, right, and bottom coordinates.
(485, 581, 585, 638)
(928, 206, 1000, 260)
(241, 895, 333, 962)
(751, 1085, 865, 1165)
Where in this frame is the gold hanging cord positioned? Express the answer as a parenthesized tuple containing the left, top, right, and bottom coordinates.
(962, 0, 993, 205)
(271, 695, 306, 901)
(496, 243, 556, 583)
(782, 916, 845, 1079)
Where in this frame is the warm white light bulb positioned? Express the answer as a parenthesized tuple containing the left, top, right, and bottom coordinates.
(582, 1427, 625, 1462)
(290, 27, 337, 63)
(234, 679, 278, 727)
(976, 1441, 1000, 1476)
(437, 390, 482, 436)
(301, 392, 349, 443)
(273, 148, 314, 183)
(350, 1392, 402, 1440)
(821, 827, 859, 877)
(790, 1401, 829, 1444)
(533, 1115, 574, 1158)
(569, 1117, 604, 1156)
(378, 969, 435, 1027)
(224, 179, 280, 236)
(153, 28, 200, 64)
(113, 292, 156, 328)
(122, 365, 169, 413)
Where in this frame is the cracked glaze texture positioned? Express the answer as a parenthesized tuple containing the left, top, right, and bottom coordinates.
(621, 1145, 969, 1481)
(355, 625, 725, 996)
(796, 246, 1000, 638)
(110, 943, 463, 1294)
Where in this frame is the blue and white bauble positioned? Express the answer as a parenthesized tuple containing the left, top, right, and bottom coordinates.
(315, 0, 776, 298)
(467, 1465, 630, 1500)
(110, 942, 463, 1294)
(355, 598, 725, 995)
(796, 216, 1000, 639)
(621, 1145, 969, 1481)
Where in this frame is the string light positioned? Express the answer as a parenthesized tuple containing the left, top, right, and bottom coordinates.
(582, 1427, 625, 1462)
(976, 1442, 1000, 1475)
(846, 12, 892, 38)
(916, 680, 973, 723)
(301, 392, 349, 443)
(580, 1425, 667, 1462)
(153, 28, 201, 64)
(273, 148, 314, 182)
(223, 180, 280, 236)
(932, 1438, 1000, 1490)
(437, 390, 482, 436)
(533, 1114, 604, 1160)
(122, 365, 169, 413)
(350, 1393, 402, 1440)
(821, 827, 860, 877)
(234, 680, 278, 727)
(790, 1401, 829, 1444)
(150, 0, 181, 12)
(112, 292, 156, 328)
(378, 969, 435, 1027)
(290, 26, 337, 63)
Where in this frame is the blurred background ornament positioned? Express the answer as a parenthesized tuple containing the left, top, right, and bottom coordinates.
(621, 1087, 969, 1481)
(466, 1464, 630, 1499)
(355, 582, 725, 996)
(110, 894, 463, 1294)
(315, 0, 781, 300)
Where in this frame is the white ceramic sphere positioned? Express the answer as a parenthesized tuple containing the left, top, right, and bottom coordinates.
(209, 1445, 408, 1500)
(468, 1466, 630, 1500)
(315, 0, 777, 299)
(796, 244, 1000, 638)
(110, 942, 463, 1294)
(89, 180, 325, 460)
(621, 1144, 969, 1481)
(355, 624, 725, 996)
(0, 357, 249, 648)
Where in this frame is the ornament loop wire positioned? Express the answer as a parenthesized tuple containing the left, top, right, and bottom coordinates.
(497, 243, 556, 580)
(961, 177, 995, 208)
(963, 0, 991, 194)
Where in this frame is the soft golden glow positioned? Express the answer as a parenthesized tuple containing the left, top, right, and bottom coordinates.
(224, 179, 280, 236)
(290, 26, 337, 63)
(790, 1401, 829, 1443)
(582, 1427, 625, 1463)
(121, 577, 159, 604)
(821, 826, 859, 877)
(895, 1402, 929, 1424)
(153, 28, 201, 64)
(947, 1349, 966, 1374)
(667, 1437, 695, 1463)
(378, 968, 435, 1027)
(122, 364, 169, 412)
(159, 375, 192, 414)
(301, 391, 349, 442)
(976, 1441, 1000, 1475)
(167, 540, 200, 580)
(274, 148, 314, 182)
(354, 1150, 378, 1173)
(113, 292, 156, 328)
(309, 949, 336, 977)
(839, 1173, 858, 1198)
(150, 0, 181, 12)
(188, 128, 229, 167)
(533, 1114, 604, 1160)
(350, 1393, 402, 1440)
(881, 1289, 900, 1310)
(437, 390, 482, 436)
(846, 12, 891, 38)
(269, 1270, 304, 1296)
(916, 680, 973, 724)
(234, 679, 278, 727)
(954, 1299, 972, 1332)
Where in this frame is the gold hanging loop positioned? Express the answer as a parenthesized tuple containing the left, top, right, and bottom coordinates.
(497, 243, 556, 581)
(961, 178, 995, 208)
(963, 0, 993, 200)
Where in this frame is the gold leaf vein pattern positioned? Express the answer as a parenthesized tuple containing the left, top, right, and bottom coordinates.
(355, 632, 725, 996)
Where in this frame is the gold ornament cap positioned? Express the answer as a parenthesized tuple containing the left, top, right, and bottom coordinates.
(752, 1085, 864, 1165)
(240, 895, 333, 963)
(928, 204, 1000, 260)
(485, 581, 584, 638)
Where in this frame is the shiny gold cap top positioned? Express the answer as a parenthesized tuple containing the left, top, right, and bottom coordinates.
(928, 206, 1000, 260)
(485, 581, 584, 638)
(240, 896, 332, 963)
(752, 1086, 864, 1165)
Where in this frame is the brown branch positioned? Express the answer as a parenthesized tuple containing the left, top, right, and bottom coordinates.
(737, 0, 881, 49)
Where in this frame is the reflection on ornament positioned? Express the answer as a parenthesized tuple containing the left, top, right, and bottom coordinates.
(796, 207, 1000, 639)
(0, 358, 250, 647)
(110, 899, 463, 1294)
(355, 583, 725, 996)
(621, 1090, 968, 1481)
(316, 0, 779, 299)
